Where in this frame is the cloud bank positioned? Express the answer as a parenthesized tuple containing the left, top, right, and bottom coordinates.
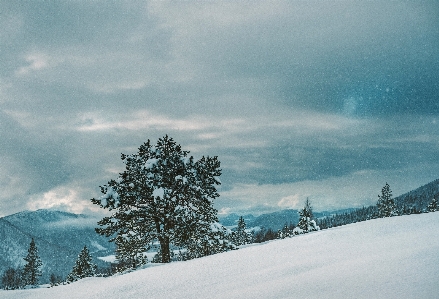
(0, 1, 438, 216)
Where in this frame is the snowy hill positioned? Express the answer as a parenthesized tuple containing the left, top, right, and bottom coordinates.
(0, 210, 114, 283)
(2, 212, 438, 298)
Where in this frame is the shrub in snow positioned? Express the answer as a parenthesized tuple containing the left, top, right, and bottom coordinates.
(50, 273, 63, 287)
(91, 135, 232, 263)
(427, 198, 438, 212)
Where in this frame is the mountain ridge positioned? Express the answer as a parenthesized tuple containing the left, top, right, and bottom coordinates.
(0, 210, 114, 284)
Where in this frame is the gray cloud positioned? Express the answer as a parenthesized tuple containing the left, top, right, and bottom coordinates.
(0, 1, 438, 216)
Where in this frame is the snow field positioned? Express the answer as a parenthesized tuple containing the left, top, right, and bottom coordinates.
(1, 212, 439, 299)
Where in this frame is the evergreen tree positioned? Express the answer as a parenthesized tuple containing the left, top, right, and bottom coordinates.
(377, 183, 398, 217)
(22, 238, 42, 287)
(66, 246, 97, 282)
(294, 198, 319, 234)
(427, 198, 438, 212)
(232, 216, 252, 245)
(1, 268, 22, 290)
(92, 135, 227, 263)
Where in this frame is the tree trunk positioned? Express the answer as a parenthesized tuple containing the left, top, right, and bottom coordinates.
(155, 218, 171, 263)
(159, 236, 171, 263)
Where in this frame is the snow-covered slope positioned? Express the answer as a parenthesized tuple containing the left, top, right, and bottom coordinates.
(2, 212, 439, 299)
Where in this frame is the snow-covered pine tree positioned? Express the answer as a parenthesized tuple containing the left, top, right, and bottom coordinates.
(276, 229, 282, 239)
(294, 198, 319, 234)
(22, 238, 42, 287)
(232, 216, 253, 245)
(427, 198, 438, 212)
(91, 135, 228, 263)
(66, 246, 97, 282)
(377, 183, 398, 217)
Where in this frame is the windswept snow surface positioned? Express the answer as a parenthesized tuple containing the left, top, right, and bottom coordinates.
(2, 213, 439, 299)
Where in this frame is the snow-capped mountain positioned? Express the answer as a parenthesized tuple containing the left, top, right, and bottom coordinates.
(0, 210, 114, 283)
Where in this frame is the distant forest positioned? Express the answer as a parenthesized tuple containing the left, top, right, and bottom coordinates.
(253, 179, 439, 243)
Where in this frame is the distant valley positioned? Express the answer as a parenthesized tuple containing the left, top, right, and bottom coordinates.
(0, 210, 114, 283)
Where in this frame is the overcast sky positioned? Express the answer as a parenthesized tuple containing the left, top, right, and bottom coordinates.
(1, 1, 438, 217)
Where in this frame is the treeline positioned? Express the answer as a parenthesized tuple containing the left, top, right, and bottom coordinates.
(317, 182, 439, 230)
(317, 206, 377, 229)
(251, 198, 320, 243)
(252, 181, 439, 242)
